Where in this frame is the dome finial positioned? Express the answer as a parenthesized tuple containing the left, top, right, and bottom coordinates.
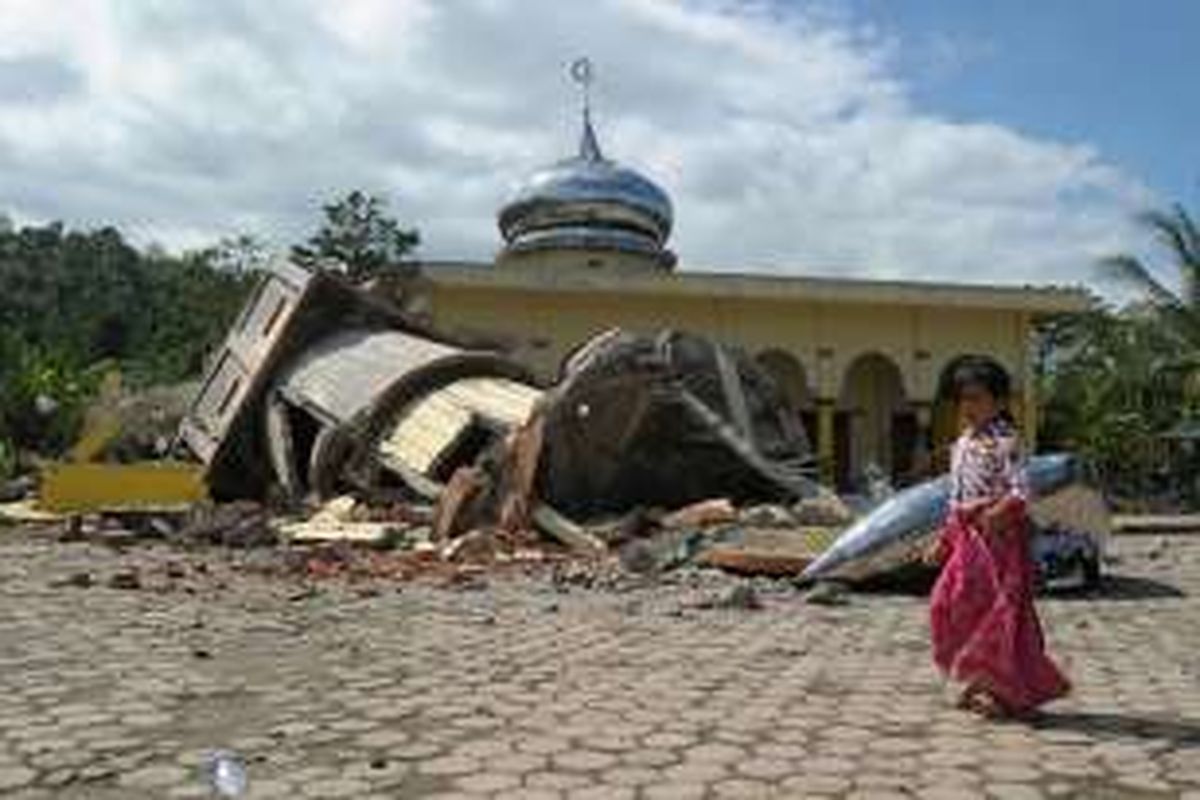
(570, 57, 603, 161)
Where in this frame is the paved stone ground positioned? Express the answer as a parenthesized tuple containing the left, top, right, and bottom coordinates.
(1, 526, 1198, 799)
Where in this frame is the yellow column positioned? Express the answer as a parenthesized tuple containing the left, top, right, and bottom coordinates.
(817, 400, 836, 485)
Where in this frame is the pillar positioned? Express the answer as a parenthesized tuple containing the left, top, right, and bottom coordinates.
(912, 401, 933, 479)
(817, 399, 836, 486)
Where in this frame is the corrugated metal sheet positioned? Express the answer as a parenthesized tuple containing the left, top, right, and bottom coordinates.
(378, 378, 542, 475)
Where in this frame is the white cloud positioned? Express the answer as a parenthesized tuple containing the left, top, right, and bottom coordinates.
(0, 0, 1157, 287)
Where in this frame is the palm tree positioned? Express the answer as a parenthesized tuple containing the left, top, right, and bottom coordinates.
(1101, 203, 1200, 349)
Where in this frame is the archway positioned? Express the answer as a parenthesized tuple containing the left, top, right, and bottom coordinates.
(931, 354, 1016, 472)
(755, 349, 816, 450)
(837, 353, 914, 491)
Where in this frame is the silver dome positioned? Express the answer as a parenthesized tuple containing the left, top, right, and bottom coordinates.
(498, 114, 674, 259)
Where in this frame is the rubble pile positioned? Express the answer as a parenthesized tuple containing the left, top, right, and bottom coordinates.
(1, 261, 1113, 595)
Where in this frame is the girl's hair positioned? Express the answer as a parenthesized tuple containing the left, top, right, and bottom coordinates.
(950, 356, 1011, 403)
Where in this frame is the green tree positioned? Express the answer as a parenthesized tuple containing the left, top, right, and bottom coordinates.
(1101, 203, 1200, 350)
(1038, 309, 1186, 500)
(211, 233, 272, 275)
(1037, 202, 1200, 506)
(291, 190, 420, 282)
(0, 220, 256, 456)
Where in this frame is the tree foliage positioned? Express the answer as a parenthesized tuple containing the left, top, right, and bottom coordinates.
(291, 190, 420, 282)
(0, 221, 257, 455)
(1040, 202, 1200, 508)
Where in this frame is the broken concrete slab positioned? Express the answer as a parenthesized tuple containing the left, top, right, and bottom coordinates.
(661, 498, 738, 530)
(0, 500, 65, 525)
(277, 520, 406, 546)
(179, 259, 498, 499)
(536, 329, 820, 520)
(693, 527, 838, 577)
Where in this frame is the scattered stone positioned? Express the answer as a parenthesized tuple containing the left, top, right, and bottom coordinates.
(619, 539, 659, 575)
(804, 581, 850, 606)
(792, 493, 854, 526)
(725, 583, 763, 610)
(53, 571, 94, 589)
(662, 498, 738, 530)
(107, 569, 142, 591)
(693, 583, 764, 611)
(738, 504, 797, 528)
(0, 475, 35, 503)
(180, 501, 276, 548)
(442, 529, 496, 563)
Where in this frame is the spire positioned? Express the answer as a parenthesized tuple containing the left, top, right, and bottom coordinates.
(570, 57, 603, 162)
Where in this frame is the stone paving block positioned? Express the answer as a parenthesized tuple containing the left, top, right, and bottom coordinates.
(0, 766, 37, 791)
(118, 763, 190, 789)
(1, 534, 1199, 799)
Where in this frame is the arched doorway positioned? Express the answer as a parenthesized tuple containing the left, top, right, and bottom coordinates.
(931, 354, 1017, 472)
(755, 349, 816, 451)
(837, 353, 915, 491)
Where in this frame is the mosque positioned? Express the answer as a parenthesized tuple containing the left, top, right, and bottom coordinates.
(413, 63, 1089, 492)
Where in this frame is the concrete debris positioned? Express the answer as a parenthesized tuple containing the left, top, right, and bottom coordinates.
(178, 502, 277, 549)
(51, 571, 95, 589)
(175, 265, 827, 574)
(0, 475, 35, 503)
(279, 520, 404, 546)
(536, 329, 820, 519)
(531, 505, 605, 556)
(690, 583, 764, 611)
(441, 529, 496, 562)
(618, 528, 713, 575)
(692, 527, 836, 578)
(696, 546, 813, 578)
(791, 493, 854, 527)
(0, 257, 1085, 600)
(0, 500, 65, 525)
(804, 581, 850, 606)
(431, 467, 489, 542)
(662, 498, 738, 530)
(1112, 514, 1200, 533)
(107, 569, 142, 591)
(737, 503, 798, 528)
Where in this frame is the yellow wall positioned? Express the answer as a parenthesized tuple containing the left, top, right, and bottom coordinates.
(427, 280, 1036, 485)
(429, 283, 1029, 399)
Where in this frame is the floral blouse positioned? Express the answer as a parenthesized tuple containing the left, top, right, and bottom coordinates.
(949, 416, 1030, 506)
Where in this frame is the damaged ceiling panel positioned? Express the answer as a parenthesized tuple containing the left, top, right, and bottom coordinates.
(268, 327, 537, 500)
(536, 328, 820, 518)
(376, 377, 543, 480)
(179, 261, 538, 501)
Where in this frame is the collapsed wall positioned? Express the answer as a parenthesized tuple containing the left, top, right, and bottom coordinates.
(178, 261, 819, 522)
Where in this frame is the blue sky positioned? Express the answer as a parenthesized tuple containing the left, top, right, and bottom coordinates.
(839, 0, 1198, 208)
(0, 1, 1182, 288)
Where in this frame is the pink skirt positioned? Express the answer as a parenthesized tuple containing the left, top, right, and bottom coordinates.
(930, 504, 1070, 713)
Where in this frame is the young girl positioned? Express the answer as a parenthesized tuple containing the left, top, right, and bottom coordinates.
(928, 357, 1071, 719)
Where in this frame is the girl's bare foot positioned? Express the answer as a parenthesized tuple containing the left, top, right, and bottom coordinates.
(957, 685, 1008, 719)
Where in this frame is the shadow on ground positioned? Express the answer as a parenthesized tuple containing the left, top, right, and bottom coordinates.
(1032, 711, 1200, 748)
(848, 571, 1185, 602)
(1048, 574, 1186, 602)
